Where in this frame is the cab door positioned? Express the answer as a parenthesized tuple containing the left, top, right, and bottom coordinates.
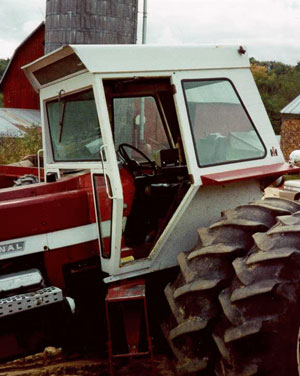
(99, 76, 192, 272)
(91, 78, 124, 275)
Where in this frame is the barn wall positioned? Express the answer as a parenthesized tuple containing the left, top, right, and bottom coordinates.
(45, 0, 138, 53)
(2, 25, 44, 110)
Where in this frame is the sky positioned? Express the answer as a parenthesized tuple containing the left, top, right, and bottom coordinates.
(0, 0, 300, 65)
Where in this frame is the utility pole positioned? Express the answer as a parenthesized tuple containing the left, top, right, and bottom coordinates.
(139, 0, 147, 142)
(142, 0, 147, 44)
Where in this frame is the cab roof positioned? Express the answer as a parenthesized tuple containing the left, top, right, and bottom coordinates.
(23, 44, 249, 91)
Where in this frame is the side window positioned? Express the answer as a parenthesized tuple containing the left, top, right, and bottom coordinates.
(182, 79, 266, 166)
(113, 96, 170, 161)
(47, 89, 102, 161)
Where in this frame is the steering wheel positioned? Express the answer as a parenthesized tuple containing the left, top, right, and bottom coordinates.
(118, 143, 157, 177)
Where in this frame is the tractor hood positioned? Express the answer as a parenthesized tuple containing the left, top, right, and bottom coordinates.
(22, 44, 250, 92)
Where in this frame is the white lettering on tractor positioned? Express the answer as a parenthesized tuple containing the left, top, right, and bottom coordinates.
(0, 242, 25, 254)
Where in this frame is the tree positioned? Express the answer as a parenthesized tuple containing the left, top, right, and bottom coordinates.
(0, 58, 9, 79)
(0, 59, 9, 108)
(250, 58, 300, 134)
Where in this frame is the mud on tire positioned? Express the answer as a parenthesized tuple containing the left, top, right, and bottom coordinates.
(164, 198, 300, 375)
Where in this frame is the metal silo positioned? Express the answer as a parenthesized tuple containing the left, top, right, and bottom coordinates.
(45, 0, 138, 54)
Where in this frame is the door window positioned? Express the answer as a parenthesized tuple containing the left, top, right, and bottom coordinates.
(113, 96, 170, 161)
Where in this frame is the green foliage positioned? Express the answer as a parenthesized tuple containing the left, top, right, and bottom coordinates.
(0, 59, 9, 109)
(0, 126, 42, 164)
(0, 58, 9, 79)
(250, 58, 300, 134)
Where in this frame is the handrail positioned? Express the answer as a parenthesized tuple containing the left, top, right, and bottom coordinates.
(37, 149, 44, 183)
(100, 145, 116, 200)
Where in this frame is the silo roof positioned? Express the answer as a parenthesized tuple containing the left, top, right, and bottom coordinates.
(281, 94, 300, 115)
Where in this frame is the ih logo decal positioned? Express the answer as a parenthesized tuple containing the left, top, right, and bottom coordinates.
(270, 147, 278, 157)
(0, 241, 25, 254)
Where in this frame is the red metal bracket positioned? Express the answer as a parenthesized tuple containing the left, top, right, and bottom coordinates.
(105, 279, 154, 376)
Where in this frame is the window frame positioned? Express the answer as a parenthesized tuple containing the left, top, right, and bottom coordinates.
(182, 77, 267, 168)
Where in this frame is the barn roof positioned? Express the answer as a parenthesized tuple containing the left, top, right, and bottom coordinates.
(0, 22, 45, 89)
(281, 94, 300, 115)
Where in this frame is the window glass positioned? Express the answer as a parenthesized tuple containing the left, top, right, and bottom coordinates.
(113, 96, 169, 161)
(183, 79, 265, 166)
(47, 89, 102, 161)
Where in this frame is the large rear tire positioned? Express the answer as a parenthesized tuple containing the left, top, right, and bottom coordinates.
(214, 209, 300, 375)
(164, 198, 300, 375)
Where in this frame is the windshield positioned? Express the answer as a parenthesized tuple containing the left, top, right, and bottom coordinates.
(47, 89, 102, 161)
(183, 79, 266, 166)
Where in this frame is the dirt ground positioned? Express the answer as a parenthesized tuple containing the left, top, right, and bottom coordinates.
(0, 347, 176, 376)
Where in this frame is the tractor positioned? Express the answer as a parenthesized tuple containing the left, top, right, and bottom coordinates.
(0, 44, 299, 375)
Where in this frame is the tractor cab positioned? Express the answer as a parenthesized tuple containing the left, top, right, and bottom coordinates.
(43, 73, 191, 265)
(23, 44, 295, 282)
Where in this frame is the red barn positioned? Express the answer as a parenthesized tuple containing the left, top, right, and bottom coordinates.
(0, 22, 44, 110)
